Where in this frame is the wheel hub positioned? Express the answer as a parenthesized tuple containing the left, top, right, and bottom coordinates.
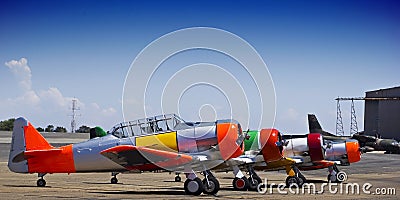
(236, 179, 245, 188)
(187, 180, 199, 193)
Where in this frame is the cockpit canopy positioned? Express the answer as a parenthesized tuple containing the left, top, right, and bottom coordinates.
(109, 114, 185, 138)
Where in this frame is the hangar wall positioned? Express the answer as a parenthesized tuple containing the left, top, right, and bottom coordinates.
(364, 86, 400, 141)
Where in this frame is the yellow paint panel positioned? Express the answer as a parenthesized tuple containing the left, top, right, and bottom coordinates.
(136, 132, 178, 152)
(264, 158, 296, 170)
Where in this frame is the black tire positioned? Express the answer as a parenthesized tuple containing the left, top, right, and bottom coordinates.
(111, 177, 118, 184)
(327, 174, 337, 183)
(37, 179, 46, 187)
(298, 173, 306, 186)
(202, 176, 220, 195)
(175, 176, 182, 182)
(232, 177, 249, 191)
(285, 176, 300, 187)
(248, 176, 262, 191)
(184, 177, 203, 196)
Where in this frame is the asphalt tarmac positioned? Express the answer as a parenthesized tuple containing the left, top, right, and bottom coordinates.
(0, 131, 399, 199)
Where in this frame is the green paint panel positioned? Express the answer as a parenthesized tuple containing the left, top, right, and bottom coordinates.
(95, 126, 107, 137)
(244, 130, 259, 151)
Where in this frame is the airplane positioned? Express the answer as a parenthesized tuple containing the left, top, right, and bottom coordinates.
(213, 128, 361, 190)
(308, 114, 400, 154)
(8, 114, 247, 196)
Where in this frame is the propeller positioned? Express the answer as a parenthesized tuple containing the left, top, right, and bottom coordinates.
(275, 132, 289, 147)
(235, 128, 249, 147)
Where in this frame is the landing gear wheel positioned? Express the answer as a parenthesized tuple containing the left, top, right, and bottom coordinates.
(175, 176, 182, 182)
(248, 176, 262, 191)
(111, 177, 118, 184)
(286, 176, 300, 187)
(184, 177, 203, 196)
(232, 177, 249, 191)
(37, 179, 46, 187)
(328, 172, 344, 183)
(202, 176, 220, 195)
(297, 174, 306, 186)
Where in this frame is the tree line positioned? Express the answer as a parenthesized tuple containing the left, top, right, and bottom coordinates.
(0, 118, 91, 133)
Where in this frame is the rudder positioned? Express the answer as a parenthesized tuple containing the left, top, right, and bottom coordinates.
(8, 117, 53, 173)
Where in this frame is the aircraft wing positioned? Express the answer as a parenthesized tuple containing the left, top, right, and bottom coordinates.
(298, 160, 336, 170)
(100, 145, 193, 171)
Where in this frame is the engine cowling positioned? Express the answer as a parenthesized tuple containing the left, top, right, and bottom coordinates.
(259, 128, 284, 162)
(307, 133, 324, 161)
(325, 139, 361, 165)
(345, 140, 361, 163)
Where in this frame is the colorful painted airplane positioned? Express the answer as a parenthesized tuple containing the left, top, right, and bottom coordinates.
(213, 128, 361, 190)
(8, 114, 246, 195)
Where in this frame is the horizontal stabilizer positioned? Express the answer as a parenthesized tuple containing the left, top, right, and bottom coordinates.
(101, 145, 193, 171)
(12, 149, 62, 163)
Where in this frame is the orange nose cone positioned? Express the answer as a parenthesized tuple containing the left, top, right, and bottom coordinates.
(346, 141, 361, 163)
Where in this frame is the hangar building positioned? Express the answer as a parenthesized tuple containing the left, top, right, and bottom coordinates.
(364, 86, 400, 140)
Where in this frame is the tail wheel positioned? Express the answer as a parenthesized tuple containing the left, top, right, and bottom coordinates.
(37, 179, 46, 187)
(184, 177, 203, 196)
(285, 176, 300, 187)
(175, 176, 182, 182)
(111, 177, 118, 184)
(232, 177, 249, 191)
(202, 176, 220, 195)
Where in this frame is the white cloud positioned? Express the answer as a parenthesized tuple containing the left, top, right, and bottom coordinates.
(1, 58, 119, 130)
(5, 58, 32, 91)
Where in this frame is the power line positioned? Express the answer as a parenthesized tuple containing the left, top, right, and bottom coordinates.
(335, 97, 400, 101)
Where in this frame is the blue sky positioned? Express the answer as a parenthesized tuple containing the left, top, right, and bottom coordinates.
(1, 0, 399, 134)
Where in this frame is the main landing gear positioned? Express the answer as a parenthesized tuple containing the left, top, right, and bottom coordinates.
(183, 169, 220, 196)
(231, 166, 249, 191)
(231, 166, 262, 191)
(202, 170, 220, 195)
(37, 173, 46, 187)
(110, 172, 119, 184)
(285, 165, 306, 187)
(327, 164, 346, 183)
(247, 166, 262, 191)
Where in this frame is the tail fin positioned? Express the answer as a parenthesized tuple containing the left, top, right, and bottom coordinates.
(308, 114, 335, 136)
(8, 117, 53, 173)
(308, 114, 323, 133)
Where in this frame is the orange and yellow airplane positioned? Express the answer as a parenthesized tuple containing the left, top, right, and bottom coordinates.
(8, 114, 246, 195)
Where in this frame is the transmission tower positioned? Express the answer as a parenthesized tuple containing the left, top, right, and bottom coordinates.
(335, 96, 400, 136)
(335, 99, 345, 136)
(70, 98, 80, 133)
(350, 100, 358, 135)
